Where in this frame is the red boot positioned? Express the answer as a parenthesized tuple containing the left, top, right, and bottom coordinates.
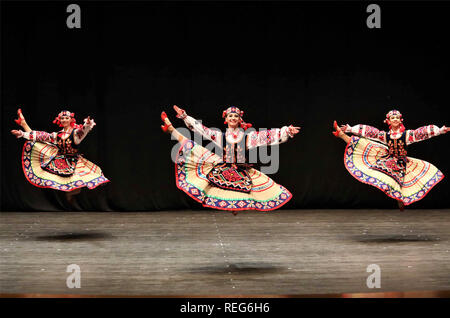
(332, 120, 341, 137)
(14, 109, 23, 126)
(160, 111, 172, 132)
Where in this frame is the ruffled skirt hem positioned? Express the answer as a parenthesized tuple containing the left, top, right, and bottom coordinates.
(175, 139, 292, 211)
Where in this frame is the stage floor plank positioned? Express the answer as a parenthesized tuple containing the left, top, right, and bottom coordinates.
(1, 210, 449, 296)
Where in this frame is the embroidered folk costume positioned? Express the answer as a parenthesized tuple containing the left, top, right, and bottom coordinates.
(13, 110, 109, 191)
(334, 110, 447, 208)
(161, 106, 299, 211)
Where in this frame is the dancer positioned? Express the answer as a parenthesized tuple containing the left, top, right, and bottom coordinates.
(11, 109, 109, 204)
(333, 110, 448, 210)
(161, 105, 300, 213)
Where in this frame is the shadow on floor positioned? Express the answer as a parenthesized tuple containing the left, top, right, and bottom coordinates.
(34, 232, 113, 242)
(353, 234, 441, 243)
(186, 262, 286, 275)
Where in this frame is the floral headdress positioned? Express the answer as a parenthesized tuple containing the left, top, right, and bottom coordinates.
(53, 110, 82, 129)
(222, 106, 252, 130)
(384, 109, 405, 132)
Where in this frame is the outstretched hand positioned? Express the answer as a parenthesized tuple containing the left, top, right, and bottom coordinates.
(11, 129, 23, 138)
(333, 121, 349, 135)
(173, 105, 186, 118)
(289, 126, 301, 136)
(85, 116, 92, 125)
(443, 126, 450, 134)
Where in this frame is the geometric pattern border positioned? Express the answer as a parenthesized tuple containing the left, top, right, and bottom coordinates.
(344, 137, 444, 206)
(175, 140, 292, 211)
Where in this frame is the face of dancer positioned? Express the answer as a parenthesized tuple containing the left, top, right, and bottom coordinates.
(60, 115, 72, 130)
(226, 113, 241, 129)
(388, 114, 402, 130)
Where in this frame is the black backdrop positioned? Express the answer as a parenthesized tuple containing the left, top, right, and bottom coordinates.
(1, 1, 449, 211)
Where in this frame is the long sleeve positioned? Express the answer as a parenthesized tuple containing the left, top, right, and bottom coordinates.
(74, 118, 96, 145)
(406, 125, 446, 145)
(344, 124, 387, 144)
(22, 131, 57, 144)
(246, 126, 294, 149)
(183, 115, 222, 147)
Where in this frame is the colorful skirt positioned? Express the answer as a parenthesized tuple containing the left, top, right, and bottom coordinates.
(344, 136, 444, 205)
(22, 141, 109, 191)
(175, 140, 292, 211)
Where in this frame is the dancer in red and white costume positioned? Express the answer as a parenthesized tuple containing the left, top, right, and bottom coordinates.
(11, 109, 109, 203)
(333, 110, 449, 210)
(161, 105, 300, 213)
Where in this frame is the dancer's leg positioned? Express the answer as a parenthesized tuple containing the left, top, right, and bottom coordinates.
(161, 112, 187, 143)
(333, 120, 351, 143)
(66, 188, 82, 204)
(15, 109, 32, 132)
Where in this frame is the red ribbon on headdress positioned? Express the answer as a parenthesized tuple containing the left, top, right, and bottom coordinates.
(53, 110, 83, 130)
(222, 106, 252, 131)
(384, 110, 405, 132)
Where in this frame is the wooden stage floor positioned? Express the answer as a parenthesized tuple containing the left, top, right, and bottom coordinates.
(1, 209, 449, 296)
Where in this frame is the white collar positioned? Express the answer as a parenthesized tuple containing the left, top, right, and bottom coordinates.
(225, 128, 244, 142)
(226, 127, 243, 134)
(61, 127, 73, 134)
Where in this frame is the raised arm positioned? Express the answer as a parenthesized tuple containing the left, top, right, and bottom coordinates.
(11, 129, 57, 144)
(74, 116, 96, 145)
(173, 105, 222, 147)
(246, 125, 300, 149)
(342, 124, 387, 144)
(406, 125, 449, 145)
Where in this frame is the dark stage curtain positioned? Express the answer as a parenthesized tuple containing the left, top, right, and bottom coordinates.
(2, 1, 449, 211)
